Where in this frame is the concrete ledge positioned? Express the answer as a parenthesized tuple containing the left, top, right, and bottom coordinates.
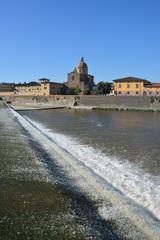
(92, 107, 160, 112)
(9, 104, 67, 111)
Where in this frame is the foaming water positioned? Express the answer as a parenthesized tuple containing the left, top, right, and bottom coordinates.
(2, 105, 122, 239)
(24, 117, 160, 221)
(11, 108, 160, 239)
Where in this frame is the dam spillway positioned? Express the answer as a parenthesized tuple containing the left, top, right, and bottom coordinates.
(0, 102, 121, 239)
(0, 101, 160, 240)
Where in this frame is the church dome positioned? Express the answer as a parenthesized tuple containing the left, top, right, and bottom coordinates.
(76, 57, 88, 74)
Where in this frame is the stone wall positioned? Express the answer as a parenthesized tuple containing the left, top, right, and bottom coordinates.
(2, 95, 77, 109)
(0, 92, 14, 96)
(79, 95, 160, 109)
(2, 95, 160, 110)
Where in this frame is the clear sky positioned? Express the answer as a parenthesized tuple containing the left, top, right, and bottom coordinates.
(0, 0, 160, 83)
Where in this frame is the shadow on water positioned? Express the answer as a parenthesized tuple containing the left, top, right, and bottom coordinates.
(0, 116, 121, 240)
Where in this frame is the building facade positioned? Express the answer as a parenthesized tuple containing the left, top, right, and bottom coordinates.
(15, 78, 65, 96)
(144, 83, 160, 96)
(113, 76, 160, 96)
(67, 57, 94, 93)
(0, 83, 15, 96)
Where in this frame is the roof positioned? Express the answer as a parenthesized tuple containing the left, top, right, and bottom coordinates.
(39, 78, 50, 83)
(39, 78, 50, 81)
(0, 83, 14, 86)
(145, 83, 160, 88)
(113, 76, 150, 84)
(15, 81, 65, 87)
(15, 81, 40, 87)
(50, 82, 65, 86)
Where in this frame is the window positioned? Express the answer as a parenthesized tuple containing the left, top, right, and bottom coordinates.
(136, 84, 139, 88)
(118, 84, 122, 88)
(136, 92, 139, 95)
(156, 92, 159, 95)
(72, 76, 74, 80)
(44, 87, 47, 90)
(127, 91, 130, 95)
(127, 84, 130, 88)
(118, 91, 121, 94)
(149, 91, 152, 95)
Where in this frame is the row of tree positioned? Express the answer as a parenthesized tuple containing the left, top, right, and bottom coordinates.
(55, 82, 112, 95)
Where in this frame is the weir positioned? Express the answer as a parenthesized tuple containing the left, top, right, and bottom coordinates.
(0, 102, 121, 239)
(8, 104, 160, 240)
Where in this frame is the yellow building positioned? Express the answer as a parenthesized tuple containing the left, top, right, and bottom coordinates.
(113, 76, 155, 96)
(15, 78, 65, 96)
(144, 83, 160, 96)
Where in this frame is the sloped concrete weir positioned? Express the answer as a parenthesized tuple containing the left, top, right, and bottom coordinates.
(0, 102, 121, 240)
(0, 102, 160, 239)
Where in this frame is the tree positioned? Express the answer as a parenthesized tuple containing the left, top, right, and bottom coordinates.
(56, 84, 66, 95)
(83, 89, 91, 95)
(74, 86, 82, 95)
(96, 82, 112, 95)
(69, 87, 82, 95)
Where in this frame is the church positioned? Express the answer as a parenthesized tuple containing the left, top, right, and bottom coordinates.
(67, 57, 94, 93)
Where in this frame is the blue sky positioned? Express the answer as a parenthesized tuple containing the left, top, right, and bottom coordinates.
(0, 0, 160, 83)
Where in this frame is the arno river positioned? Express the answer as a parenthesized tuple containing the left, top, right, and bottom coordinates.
(0, 102, 160, 239)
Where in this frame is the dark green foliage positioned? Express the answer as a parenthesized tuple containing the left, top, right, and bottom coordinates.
(150, 96, 155, 103)
(55, 84, 67, 95)
(69, 87, 82, 95)
(96, 82, 112, 95)
(83, 89, 91, 95)
(150, 96, 160, 103)
(74, 86, 81, 95)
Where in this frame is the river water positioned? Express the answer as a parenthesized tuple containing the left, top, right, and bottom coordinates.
(0, 104, 160, 239)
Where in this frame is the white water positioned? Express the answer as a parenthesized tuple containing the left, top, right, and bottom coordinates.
(9, 108, 160, 239)
(24, 117, 160, 221)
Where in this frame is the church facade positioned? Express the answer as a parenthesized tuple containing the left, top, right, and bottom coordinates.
(67, 57, 94, 93)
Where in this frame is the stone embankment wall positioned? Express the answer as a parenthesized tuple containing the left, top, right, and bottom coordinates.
(79, 96, 160, 110)
(0, 92, 14, 96)
(2, 95, 77, 109)
(2, 95, 160, 111)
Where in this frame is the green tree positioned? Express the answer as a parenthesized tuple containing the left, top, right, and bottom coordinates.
(83, 88, 91, 95)
(69, 87, 81, 95)
(56, 84, 66, 95)
(69, 88, 76, 95)
(96, 82, 112, 95)
(74, 86, 82, 95)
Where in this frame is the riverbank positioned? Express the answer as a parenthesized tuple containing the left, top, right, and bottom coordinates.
(2, 95, 160, 112)
(9, 104, 160, 112)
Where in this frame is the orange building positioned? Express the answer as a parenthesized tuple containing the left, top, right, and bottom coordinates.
(113, 76, 160, 96)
